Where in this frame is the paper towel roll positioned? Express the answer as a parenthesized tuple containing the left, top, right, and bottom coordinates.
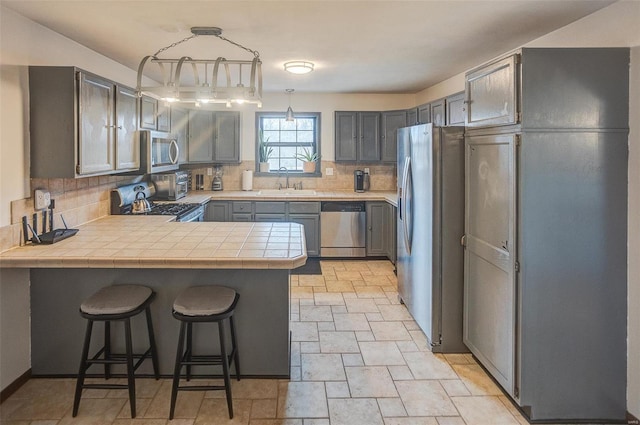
(242, 169, 253, 191)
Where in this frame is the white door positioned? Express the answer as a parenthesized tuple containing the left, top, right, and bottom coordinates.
(463, 133, 517, 396)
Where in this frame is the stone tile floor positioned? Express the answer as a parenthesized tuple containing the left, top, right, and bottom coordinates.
(0, 260, 612, 424)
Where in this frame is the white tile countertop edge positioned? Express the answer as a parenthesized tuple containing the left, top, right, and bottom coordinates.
(0, 216, 307, 269)
(179, 190, 398, 207)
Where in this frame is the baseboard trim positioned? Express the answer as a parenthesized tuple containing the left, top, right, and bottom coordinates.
(628, 412, 639, 425)
(1, 369, 31, 403)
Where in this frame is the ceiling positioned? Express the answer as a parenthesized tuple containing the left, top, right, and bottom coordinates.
(2, 0, 616, 94)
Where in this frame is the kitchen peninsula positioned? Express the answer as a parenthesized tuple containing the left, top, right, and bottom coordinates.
(0, 216, 306, 377)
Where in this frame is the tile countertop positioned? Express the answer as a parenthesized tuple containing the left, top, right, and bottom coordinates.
(0, 216, 307, 269)
(181, 190, 398, 206)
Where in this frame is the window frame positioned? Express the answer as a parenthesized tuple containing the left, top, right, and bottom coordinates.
(254, 111, 322, 177)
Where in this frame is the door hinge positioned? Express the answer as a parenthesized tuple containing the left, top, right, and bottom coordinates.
(516, 112, 522, 123)
(460, 234, 467, 247)
(515, 261, 520, 272)
(515, 134, 522, 146)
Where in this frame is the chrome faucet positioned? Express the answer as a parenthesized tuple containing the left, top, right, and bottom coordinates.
(278, 167, 289, 189)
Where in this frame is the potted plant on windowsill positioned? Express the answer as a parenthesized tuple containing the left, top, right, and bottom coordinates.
(258, 132, 273, 173)
(295, 148, 319, 173)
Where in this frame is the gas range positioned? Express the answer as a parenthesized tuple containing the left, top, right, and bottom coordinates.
(111, 182, 205, 222)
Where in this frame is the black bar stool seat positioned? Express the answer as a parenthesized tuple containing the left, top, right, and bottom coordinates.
(170, 285, 240, 419)
(72, 284, 159, 418)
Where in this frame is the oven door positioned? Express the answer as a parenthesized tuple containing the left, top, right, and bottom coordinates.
(177, 205, 205, 222)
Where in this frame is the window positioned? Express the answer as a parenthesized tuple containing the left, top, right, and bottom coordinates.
(256, 112, 321, 174)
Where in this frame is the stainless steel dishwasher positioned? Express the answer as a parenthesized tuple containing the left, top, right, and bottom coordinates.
(320, 201, 366, 257)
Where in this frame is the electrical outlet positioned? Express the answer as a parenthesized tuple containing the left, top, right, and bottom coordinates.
(34, 190, 51, 210)
(326, 167, 334, 176)
(364, 167, 370, 174)
(207, 167, 213, 176)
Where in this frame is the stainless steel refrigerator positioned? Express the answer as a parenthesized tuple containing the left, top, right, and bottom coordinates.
(397, 123, 467, 353)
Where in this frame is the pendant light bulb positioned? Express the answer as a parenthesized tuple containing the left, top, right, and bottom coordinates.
(285, 89, 295, 122)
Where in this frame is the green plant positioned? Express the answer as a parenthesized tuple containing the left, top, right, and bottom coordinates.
(294, 147, 319, 162)
(258, 131, 273, 162)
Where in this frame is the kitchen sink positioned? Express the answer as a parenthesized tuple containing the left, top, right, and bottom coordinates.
(257, 189, 317, 196)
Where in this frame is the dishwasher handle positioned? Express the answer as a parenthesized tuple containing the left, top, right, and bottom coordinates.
(320, 201, 366, 212)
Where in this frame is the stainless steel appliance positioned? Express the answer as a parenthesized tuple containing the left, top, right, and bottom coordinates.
(150, 170, 188, 200)
(397, 123, 466, 352)
(139, 130, 180, 174)
(354, 170, 365, 192)
(320, 201, 366, 257)
(111, 182, 204, 222)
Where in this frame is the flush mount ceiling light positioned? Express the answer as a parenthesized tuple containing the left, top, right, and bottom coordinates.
(136, 26, 262, 107)
(284, 61, 314, 75)
(285, 89, 295, 122)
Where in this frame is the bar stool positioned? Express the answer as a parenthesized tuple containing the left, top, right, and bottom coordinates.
(170, 285, 240, 419)
(72, 284, 159, 418)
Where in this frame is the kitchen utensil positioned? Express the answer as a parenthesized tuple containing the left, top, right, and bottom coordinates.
(132, 191, 152, 214)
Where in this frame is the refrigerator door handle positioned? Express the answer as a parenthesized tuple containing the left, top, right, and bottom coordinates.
(402, 156, 412, 255)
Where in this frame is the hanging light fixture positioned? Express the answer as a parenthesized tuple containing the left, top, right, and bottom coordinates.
(284, 61, 314, 74)
(136, 27, 262, 107)
(285, 89, 295, 122)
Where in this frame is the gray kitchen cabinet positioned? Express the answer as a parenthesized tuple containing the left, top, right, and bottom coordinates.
(114, 85, 140, 171)
(431, 99, 446, 126)
(255, 214, 286, 222)
(463, 48, 629, 422)
(417, 103, 431, 124)
(188, 110, 215, 163)
(255, 201, 286, 221)
(205, 201, 230, 222)
(445, 92, 465, 126)
(381, 110, 407, 162)
(171, 107, 189, 164)
(289, 201, 321, 257)
(29, 66, 140, 178)
(214, 111, 241, 163)
(366, 201, 394, 258)
(388, 205, 397, 263)
(140, 95, 157, 130)
(465, 54, 519, 128)
(406, 108, 418, 126)
(187, 110, 240, 164)
(232, 213, 253, 222)
(335, 111, 381, 162)
(140, 95, 170, 132)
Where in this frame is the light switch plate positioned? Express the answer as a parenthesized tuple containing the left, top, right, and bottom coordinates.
(35, 189, 51, 210)
(326, 167, 334, 176)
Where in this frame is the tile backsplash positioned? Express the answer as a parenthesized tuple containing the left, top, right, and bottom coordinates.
(188, 161, 397, 192)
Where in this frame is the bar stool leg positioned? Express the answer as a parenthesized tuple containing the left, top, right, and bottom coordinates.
(104, 321, 111, 379)
(73, 319, 94, 417)
(124, 318, 136, 418)
(229, 315, 241, 380)
(170, 321, 186, 420)
(144, 306, 160, 380)
(186, 323, 193, 381)
(218, 320, 233, 419)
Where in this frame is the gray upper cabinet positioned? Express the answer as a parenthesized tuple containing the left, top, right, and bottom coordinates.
(157, 101, 171, 132)
(214, 111, 241, 163)
(29, 66, 140, 178)
(171, 107, 189, 164)
(465, 54, 519, 128)
(381, 110, 407, 162)
(406, 108, 418, 126)
(335, 111, 381, 162)
(431, 99, 446, 126)
(187, 110, 240, 164)
(115, 85, 140, 170)
(417, 103, 431, 124)
(139, 95, 157, 130)
(188, 110, 215, 163)
(446, 92, 466, 126)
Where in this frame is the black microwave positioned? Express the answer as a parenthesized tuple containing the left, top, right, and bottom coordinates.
(139, 130, 180, 174)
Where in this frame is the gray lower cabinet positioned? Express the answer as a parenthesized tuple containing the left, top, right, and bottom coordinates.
(366, 201, 395, 262)
(29, 66, 140, 178)
(205, 201, 230, 222)
(289, 202, 321, 257)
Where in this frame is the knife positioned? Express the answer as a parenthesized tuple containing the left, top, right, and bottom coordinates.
(42, 210, 48, 233)
(32, 213, 38, 238)
(22, 216, 28, 244)
(49, 200, 54, 231)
